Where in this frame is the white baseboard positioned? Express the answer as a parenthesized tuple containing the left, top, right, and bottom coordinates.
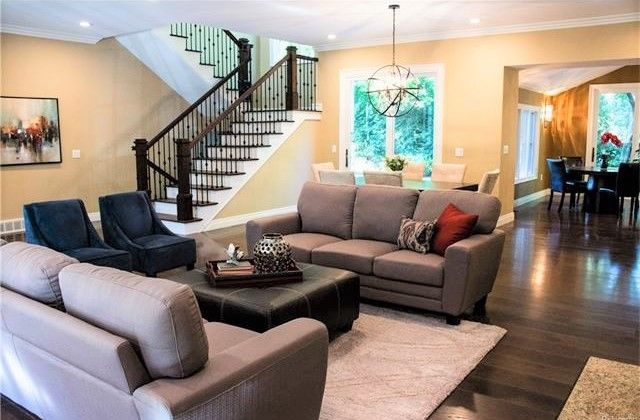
(514, 188, 550, 208)
(497, 212, 515, 227)
(207, 205, 297, 232)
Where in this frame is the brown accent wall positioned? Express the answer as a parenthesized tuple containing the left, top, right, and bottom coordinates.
(547, 65, 640, 159)
(0, 34, 188, 219)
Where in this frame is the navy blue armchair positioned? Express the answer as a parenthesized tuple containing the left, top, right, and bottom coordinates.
(99, 191, 196, 276)
(23, 199, 132, 271)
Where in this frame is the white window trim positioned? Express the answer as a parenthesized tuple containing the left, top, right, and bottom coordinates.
(515, 103, 541, 184)
(338, 64, 444, 170)
(585, 82, 640, 165)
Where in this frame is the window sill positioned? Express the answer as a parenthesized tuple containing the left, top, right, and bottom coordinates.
(515, 176, 538, 185)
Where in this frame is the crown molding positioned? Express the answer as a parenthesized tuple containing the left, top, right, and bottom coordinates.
(0, 24, 100, 44)
(315, 12, 640, 52)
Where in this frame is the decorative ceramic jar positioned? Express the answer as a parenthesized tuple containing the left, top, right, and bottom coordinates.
(253, 233, 294, 273)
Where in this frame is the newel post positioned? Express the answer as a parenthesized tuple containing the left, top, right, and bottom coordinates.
(175, 138, 194, 221)
(285, 46, 299, 110)
(238, 38, 252, 95)
(133, 138, 150, 196)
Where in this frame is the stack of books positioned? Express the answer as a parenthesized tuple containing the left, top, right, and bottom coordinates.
(216, 260, 255, 276)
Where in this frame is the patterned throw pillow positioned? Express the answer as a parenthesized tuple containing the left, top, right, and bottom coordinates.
(397, 217, 436, 254)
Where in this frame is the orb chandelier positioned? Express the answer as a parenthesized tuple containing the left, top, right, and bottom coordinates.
(367, 4, 421, 118)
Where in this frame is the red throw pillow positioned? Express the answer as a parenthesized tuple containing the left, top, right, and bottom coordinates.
(432, 203, 479, 256)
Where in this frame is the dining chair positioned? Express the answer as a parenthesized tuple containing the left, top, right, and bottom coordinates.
(402, 163, 425, 181)
(601, 162, 639, 221)
(478, 169, 500, 194)
(318, 169, 356, 185)
(431, 163, 466, 183)
(23, 199, 132, 271)
(311, 162, 335, 182)
(561, 156, 588, 206)
(546, 159, 586, 212)
(363, 170, 403, 186)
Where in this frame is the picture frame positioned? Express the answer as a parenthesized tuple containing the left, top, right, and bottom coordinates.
(1, 96, 62, 167)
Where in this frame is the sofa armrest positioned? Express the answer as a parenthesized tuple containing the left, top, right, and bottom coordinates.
(246, 212, 301, 251)
(133, 318, 328, 420)
(442, 230, 505, 316)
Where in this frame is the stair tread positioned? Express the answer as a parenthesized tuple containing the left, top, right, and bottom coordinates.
(219, 132, 283, 136)
(154, 198, 218, 207)
(157, 213, 203, 224)
(207, 144, 271, 148)
(168, 184, 232, 191)
(190, 170, 246, 176)
(192, 157, 259, 162)
(233, 120, 294, 124)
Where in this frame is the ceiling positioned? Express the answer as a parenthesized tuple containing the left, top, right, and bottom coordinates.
(519, 60, 640, 95)
(1, 1, 638, 49)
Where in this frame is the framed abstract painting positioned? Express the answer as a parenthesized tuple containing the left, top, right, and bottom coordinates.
(1, 96, 62, 166)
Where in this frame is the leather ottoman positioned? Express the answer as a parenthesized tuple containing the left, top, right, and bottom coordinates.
(167, 263, 359, 334)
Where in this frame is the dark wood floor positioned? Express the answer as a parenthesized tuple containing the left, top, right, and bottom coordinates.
(3, 198, 639, 419)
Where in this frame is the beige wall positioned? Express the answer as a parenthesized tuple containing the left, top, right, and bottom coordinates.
(0, 34, 188, 219)
(316, 22, 640, 215)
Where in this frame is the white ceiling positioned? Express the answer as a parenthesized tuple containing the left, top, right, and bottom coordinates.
(1, 1, 638, 49)
(519, 61, 640, 95)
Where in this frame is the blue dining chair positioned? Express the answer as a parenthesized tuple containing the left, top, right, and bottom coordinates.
(99, 191, 196, 277)
(23, 199, 132, 270)
(547, 159, 586, 212)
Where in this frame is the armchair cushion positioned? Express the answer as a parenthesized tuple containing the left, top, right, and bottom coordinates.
(132, 234, 196, 275)
(298, 182, 357, 239)
(0, 242, 77, 309)
(312, 239, 397, 275)
(101, 191, 154, 239)
(59, 264, 209, 379)
(283, 232, 342, 263)
(65, 247, 131, 271)
(373, 250, 444, 287)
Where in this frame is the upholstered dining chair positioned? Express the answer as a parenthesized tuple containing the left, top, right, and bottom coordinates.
(478, 169, 500, 194)
(99, 191, 196, 277)
(600, 162, 640, 221)
(318, 170, 356, 185)
(311, 162, 335, 182)
(363, 170, 403, 186)
(546, 158, 586, 212)
(431, 163, 467, 183)
(402, 163, 425, 181)
(561, 156, 588, 206)
(23, 199, 131, 271)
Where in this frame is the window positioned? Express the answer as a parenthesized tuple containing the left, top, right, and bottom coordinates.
(340, 65, 443, 177)
(515, 105, 541, 183)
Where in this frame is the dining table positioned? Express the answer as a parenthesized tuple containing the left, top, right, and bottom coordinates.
(354, 175, 478, 191)
(567, 166, 618, 214)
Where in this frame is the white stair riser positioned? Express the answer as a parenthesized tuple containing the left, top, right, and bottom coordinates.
(192, 159, 246, 172)
(205, 147, 258, 159)
(231, 121, 284, 133)
(166, 186, 229, 203)
(218, 137, 271, 147)
(239, 110, 293, 122)
(190, 173, 236, 185)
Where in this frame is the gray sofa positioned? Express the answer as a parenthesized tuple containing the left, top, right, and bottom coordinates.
(0, 241, 328, 420)
(247, 182, 505, 324)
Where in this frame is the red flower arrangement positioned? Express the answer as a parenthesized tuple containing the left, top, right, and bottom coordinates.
(601, 132, 622, 147)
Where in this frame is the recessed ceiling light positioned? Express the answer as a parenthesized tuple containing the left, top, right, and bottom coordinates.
(469, 18, 481, 25)
(327, 34, 337, 40)
(79, 21, 91, 28)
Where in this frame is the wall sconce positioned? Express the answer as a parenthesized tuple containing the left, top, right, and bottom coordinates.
(543, 96, 553, 128)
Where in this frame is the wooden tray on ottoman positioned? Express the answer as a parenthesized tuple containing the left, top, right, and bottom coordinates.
(205, 259, 303, 288)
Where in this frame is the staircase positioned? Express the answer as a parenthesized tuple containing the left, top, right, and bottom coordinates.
(132, 24, 320, 234)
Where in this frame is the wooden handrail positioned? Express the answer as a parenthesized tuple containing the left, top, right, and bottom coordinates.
(189, 55, 289, 148)
(146, 58, 249, 149)
(146, 159, 178, 184)
(296, 54, 319, 62)
(222, 29, 241, 46)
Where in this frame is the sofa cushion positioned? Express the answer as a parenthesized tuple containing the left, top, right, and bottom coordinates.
(352, 185, 419, 243)
(59, 263, 209, 380)
(413, 190, 500, 234)
(25, 200, 90, 251)
(432, 203, 479, 256)
(298, 182, 357, 239)
(0, 241, 77, 309)
(284, 233, 342, 263)
(204, 322, 259, 356)
(373, 250, 445, 287)
(312, 239, 397, 275)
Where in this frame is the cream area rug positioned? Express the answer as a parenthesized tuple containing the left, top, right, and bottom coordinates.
(558, 357, 640, 420)
(320, 304, 506, 420)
